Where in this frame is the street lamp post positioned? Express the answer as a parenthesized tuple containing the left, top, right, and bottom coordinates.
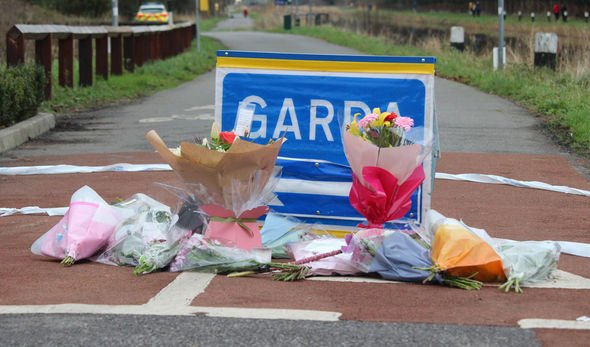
(112, 0, 118, 26)
(195, 0, 201, 51)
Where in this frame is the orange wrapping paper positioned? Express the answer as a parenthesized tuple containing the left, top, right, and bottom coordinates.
(432, 223, 506, 282)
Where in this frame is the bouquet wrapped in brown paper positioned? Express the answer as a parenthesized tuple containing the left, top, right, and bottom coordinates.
(146, 129, 284, 250)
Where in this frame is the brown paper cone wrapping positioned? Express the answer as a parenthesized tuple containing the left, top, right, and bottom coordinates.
(146, 130, 284, 208)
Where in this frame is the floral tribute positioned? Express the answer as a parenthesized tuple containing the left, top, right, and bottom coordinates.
(146, 124, 284, 250)
(343, 108, 429, 228)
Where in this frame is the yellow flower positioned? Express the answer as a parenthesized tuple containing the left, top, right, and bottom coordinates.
(372, 108, 392, 128)
(348, 113, 362, 137)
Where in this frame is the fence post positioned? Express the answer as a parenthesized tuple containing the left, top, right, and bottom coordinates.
(35, 34, 52, 99)
(79, 37, 93, 87)
(58, 35, 74, 87)
(145, 32, 152, 63)
(124, 35, 135, 72)
(534, 32, 558, 70)
(6, 26, 25, 66)
(134, 35, 144, 67)
(450, 26, 465, 51)
(111, 34, 123, 75)
(96, 35, 109, 80)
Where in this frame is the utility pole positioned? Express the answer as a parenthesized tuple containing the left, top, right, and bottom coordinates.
(195, 0, 201, 51)
(497, 0, 505, 69)
(112, 0, 119, 26)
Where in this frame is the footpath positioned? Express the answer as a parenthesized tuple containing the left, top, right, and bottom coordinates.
(1, 15, 589, 347)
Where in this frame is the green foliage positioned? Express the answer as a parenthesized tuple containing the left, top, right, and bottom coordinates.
(288, 26, 590, 155)
(29, 0, 111, 17)
(0, 63, 46, 128)
(42, 37, 224, 113)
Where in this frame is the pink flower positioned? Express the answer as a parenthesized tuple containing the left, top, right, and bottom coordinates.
(394, 116, 414, 132)
(358, 113, 379, 128)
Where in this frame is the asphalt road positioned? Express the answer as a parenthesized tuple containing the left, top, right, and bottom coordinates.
(1, 12, 589, 347)
(0, 15, 563, 160)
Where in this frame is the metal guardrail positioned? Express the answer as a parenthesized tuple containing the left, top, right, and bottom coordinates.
(5, 22, 196, 99)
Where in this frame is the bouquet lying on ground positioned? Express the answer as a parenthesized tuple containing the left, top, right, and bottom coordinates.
(342, 228, 484, 290)
(94, 193, 174, 267)
(343, 108, 431, 228)
(146, 125, 285, 250)
(95, 192, 206, 275)
(31, 186, 133, 266)
(496, 240, 561, 293)
(413, 210, 561, 292)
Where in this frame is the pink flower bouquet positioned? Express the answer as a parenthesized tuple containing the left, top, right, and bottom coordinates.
(343, 108, 431, 228)
(31, 186, 132, 266)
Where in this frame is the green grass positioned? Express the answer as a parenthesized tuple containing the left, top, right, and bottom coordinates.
(276, 25, 590, 156)
(42, 36, 225, 113)
(360, 8, 590, 32)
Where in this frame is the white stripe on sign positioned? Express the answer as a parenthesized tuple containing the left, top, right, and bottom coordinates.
(518, 319, 590, 330)
(275, 179, 351, 196)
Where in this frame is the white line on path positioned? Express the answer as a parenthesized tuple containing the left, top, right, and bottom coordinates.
(0, 270, 587, 321)
(518, 319, 590, 330)
(184, 105, 214, 112)
(0, 272, 342, 321)
(308, 270, 590, 290)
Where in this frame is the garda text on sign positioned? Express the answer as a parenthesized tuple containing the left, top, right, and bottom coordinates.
(215, 51, 436, 226)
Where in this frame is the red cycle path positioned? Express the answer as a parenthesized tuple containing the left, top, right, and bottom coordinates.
(1, 151, 589, 346)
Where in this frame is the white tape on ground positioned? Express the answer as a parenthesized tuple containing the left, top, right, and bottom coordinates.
(1, 163, 588, 197)
(436, 172, 590, 197)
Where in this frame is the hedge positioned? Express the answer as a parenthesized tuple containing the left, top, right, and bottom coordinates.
(0, 63, 46, 128)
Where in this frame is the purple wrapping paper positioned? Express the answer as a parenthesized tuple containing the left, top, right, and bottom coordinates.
(368, 231, 441, 283)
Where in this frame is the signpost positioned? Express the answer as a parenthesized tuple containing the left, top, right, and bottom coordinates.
(195, 0, 201, 51)
(497, 0, 505, 69)
(215, 51, 437, 228)
(111, 0, 118, 26)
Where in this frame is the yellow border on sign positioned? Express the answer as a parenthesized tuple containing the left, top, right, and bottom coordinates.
(217, 57, 435, 75)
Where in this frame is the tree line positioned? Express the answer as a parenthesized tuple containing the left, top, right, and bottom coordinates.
(28, 0, 199, 18)
(373, 0, 590, 15)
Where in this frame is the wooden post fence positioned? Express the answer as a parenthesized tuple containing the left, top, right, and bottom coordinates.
(5, 23, 196, 100)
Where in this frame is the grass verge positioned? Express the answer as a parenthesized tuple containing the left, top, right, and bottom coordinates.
(41, 36, 225, 114)
(276, 25, 590, 157)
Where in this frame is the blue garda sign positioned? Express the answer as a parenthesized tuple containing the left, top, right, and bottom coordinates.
(215, 51, 437, 228)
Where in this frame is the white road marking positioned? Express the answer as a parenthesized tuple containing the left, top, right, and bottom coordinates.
(518, 319, 590, 330)
(184, 105, 215, 112)
(138, 117, 172, 123)
(308, 269, 590, 290)
(0, 304, 341, 321)
(0, 272, 341, 321)
(145, 272, 215, 309)
(192, 307, 341, 321)
(138, 114, 214, 123)
(174, 114, 214, 120)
